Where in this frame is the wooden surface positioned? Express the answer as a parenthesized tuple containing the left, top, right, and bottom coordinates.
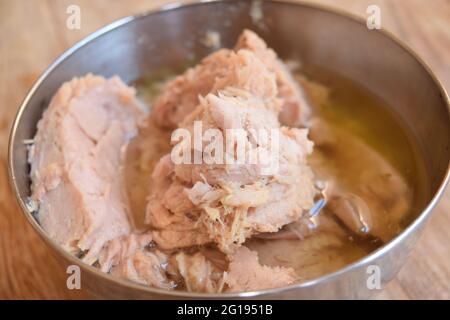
(0, 0, 449, 299)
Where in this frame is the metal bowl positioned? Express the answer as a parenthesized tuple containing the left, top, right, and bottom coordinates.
(8, 0, 450, 299)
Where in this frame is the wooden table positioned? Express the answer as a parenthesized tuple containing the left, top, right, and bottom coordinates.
(0, 0, 448, 299)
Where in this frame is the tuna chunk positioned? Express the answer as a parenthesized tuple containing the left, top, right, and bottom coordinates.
(97, 233, 174, 289)
(152, 29, 309, 129)
(235, 29, 311, 127)
(110, 249, 174, 289)
(146, 85, 316, 253)
(29, 74, 145, 264)
(98, 233, 153, 273)
(145, 154, 211, 249)
(225, 246, 296, 292)
(152, 49, 233, 129)
(99, 234, 225, 292)
(172, 252, 225, 293)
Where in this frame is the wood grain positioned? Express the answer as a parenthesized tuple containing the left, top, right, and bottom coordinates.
(0, 0, 448, 299)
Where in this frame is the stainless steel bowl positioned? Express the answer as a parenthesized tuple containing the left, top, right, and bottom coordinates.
(8, 0, 450, 299)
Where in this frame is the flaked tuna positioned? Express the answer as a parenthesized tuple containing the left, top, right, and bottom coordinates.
(225, 246, 296, 292)
(29, 74, 145, 264)
(172, 252, 225, 293)
(146, 87, 316, 253)
(98, 233, 174, 289)
(235, 29, 311, 127)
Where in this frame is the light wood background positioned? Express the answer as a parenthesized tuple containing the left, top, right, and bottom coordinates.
(0, 0, 449, 299)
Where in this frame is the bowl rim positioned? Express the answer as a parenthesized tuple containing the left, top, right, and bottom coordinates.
(8, 0, 450, 299)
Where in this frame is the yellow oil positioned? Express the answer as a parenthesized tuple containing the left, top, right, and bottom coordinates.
(302, 67, 429, 229)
